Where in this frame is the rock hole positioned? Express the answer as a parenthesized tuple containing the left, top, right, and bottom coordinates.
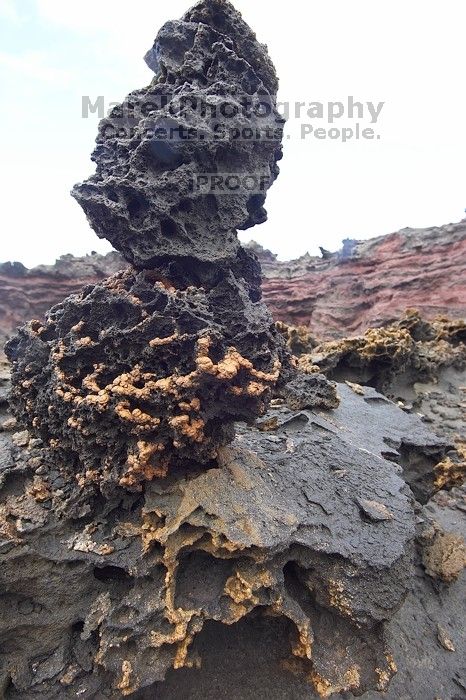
(204, 193, 219, 213)
(175, 551, 234, 608)
(124, 191, 149, 221)
(246, 193, 266, 213)
(93, 565, 132, 583)
(178, 198, 193, 212)
(364, 396, 389, 406)
(397, 443, 444, 504)
(381, 451, 400, 464)
(160, 218, 178, 236)
(145, 139, 183, 170)
(71, 620, 84, 634)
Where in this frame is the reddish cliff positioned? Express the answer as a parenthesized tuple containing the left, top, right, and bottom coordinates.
(1, 220, 465, 346)
(257, 219, 466, 338)
(0, 253, 124, 349)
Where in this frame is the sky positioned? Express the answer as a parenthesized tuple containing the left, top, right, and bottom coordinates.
(0, 0, 465, 267)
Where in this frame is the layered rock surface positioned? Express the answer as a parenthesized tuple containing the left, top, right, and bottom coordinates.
(297, 312, 466, 502)
(276, 310, 462, 432)
(257, 220, 466, 337)
(137, 482, 466, 700)
(0, 372, 464, 699)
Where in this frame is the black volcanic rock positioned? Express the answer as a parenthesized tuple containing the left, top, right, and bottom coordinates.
(6, 267, 283, 491)
(6, 0, 290, 490)
(279, 371, 340, 411)
(0, 383, 421, 699)
(72, 0, 284, 269)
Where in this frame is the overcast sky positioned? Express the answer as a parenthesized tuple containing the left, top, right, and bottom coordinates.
(0, 0, 465, 267)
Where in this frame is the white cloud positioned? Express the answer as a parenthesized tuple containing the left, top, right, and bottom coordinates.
(34, 0, 185, 35)
(0, 50, 71, 85)
(0, 0, 24, 23)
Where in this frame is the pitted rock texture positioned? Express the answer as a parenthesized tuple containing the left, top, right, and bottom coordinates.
(138, 484, 466, 700)
(71, 0, 284, 269)
(278, 371, 339, 412)
(0, 253, 126, 351)
(276, 320, 319, 356)
(5, 267, 283, 491)
(5, 0, 290, 490)
(0, 382, 418, 699)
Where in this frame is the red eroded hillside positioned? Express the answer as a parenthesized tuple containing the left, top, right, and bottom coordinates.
(257, 219, 466, 337)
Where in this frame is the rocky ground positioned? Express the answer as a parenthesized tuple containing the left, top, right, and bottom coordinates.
(297, 313, 466, 495)
(0, 354, 465, 698)
(141, 488, 466, 700)
(1, 281, 465, 700)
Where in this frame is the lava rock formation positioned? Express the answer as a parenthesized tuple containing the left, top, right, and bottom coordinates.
(6, 0, 288, 489)
(1, 1, 462, 699)
(6, 266, 283, 491)
(71, 0, 283, 269)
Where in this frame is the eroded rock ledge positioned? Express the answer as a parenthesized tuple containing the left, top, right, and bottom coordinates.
(1, 337, 465, 698)
(293, 312, 466, 502)
(0, 381, 418, 698)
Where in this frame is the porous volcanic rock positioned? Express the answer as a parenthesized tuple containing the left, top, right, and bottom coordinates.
(6, 0, 290, 489)
(287, 313, 466, 502)
(6, 266, 283, 491)
(0, 386, 464, 699)
(2, 0, 463, 698)
(0, 253, 127, 350)
(140, 483, 466, 700)
(71, 0, 284, 269)
(278, 371, 340, 411)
